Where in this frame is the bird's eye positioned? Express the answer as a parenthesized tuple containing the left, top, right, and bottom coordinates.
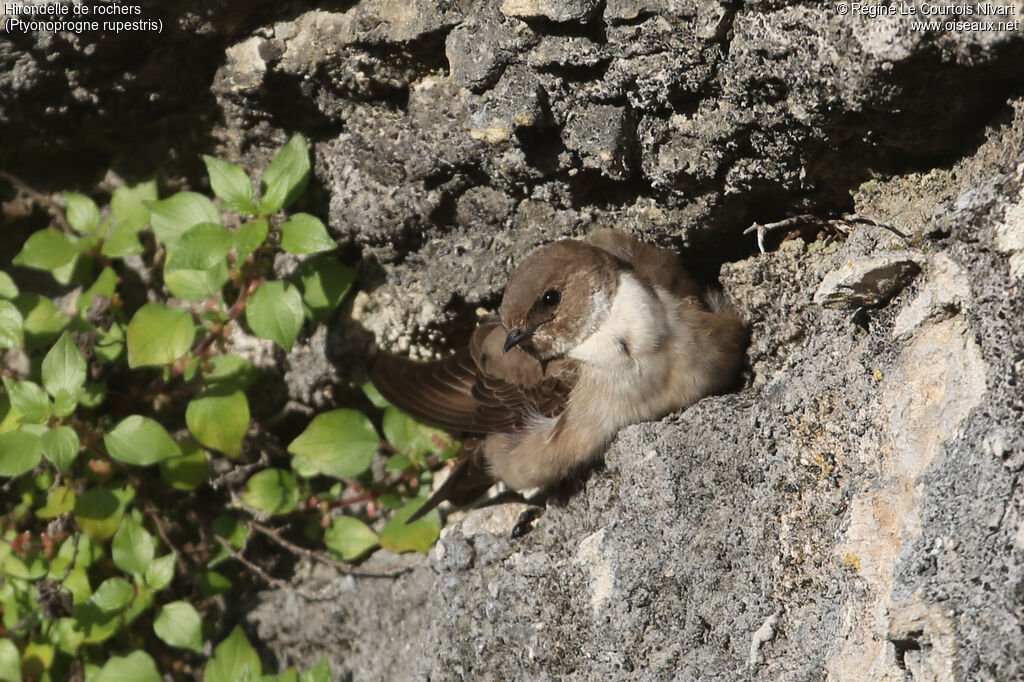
(542, 289, 561, 306)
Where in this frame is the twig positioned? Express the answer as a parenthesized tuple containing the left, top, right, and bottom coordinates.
(213, 535, 335, 601)
(214, 535, 290, 589)
(208, 451, 269, 490)
(248, 521, 408, 579)
(145, 505, 189, 576)
(744, 212, 911, 254)
(194, 277, 264, 358)
(249, 520, 352, 570)
(0, 170, 73, 234)
(743, 214, 817, 254)
(334, 492, 377, 508)
(839, 212, 911, 241)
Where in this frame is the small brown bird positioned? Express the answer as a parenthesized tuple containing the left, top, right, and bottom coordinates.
(371, 229, 746, 522)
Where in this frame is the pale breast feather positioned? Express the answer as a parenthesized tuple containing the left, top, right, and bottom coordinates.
(568, 272, 668, 366)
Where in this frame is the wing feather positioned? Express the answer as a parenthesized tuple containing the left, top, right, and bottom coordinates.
(369, 317, 578, 435)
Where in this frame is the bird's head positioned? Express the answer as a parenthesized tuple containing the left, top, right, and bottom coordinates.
(498, 239, 621, 360)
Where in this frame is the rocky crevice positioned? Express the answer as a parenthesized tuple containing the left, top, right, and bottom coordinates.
(3, 1, 1024, 680)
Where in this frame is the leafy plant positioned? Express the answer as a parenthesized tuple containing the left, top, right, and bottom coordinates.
(0, 135, 459, 680)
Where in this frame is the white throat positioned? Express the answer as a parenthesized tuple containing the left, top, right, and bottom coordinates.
(568, 272, 668, 366)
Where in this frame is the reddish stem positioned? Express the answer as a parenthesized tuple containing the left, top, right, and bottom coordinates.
(193, 276, 264, 358)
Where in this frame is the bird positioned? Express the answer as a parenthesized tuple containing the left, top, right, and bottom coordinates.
(370, 229, 747, 523)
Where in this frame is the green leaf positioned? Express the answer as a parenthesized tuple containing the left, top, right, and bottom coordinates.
(377, 492, 403, 510)
(77, 266, 118, 313)
(104, 415, 181, 466)
(64, 192, 101, 235)
(159, 441, 210, 491)
(58, 532, 100, 567)
(144, 553, 176, 591)
(104, 183, 157, 258)
(19, 642, 52, 679)
(299, 659, 332, 682)
(0, 638, 22, 682)
(209, 515, 249, 568)
(380, 498, 441, 555)
(164, 260, 230, 301)
(203, 353, 258, 391)
(122, 587, 154, 627)
(80, 380, 108, 408)
(242, 468, 300, 515)
(126, 303, 195, 368)
(37, 483, 76, 518)
(111, 180, 157, 230)
(14, 294, 69, 348)
(90, 577, 135, 611)
(200, 569, 232, 596)
(61, 566, 91, 606)
(294, 257, 355, 321)
(51, 387, 77, 418)
(49, 250, 91, 287)
(74, 485, 134, 541)
(0, 300, 24, 349)
(259, 133, 310, 215)
(234, 219, 268, 262)
(2, 377, 50, 424)
(13, 229, 77, 270)
(266, 669, 300, 682)
(289, 454, 319, 479)
(288, 409, 379, 479)
(147, 191, 220, 247)
(361, 381, 391, 408)
(185, 389, 249, 457)
(279, 213, 335, 255)
(42, 331, 88, 398)
(245, 281, 304, 351)
(41, 426, 80, 472)
(0, 271, 20, 299)
(0, 431, 42, 476)
(112, 517, 155, 575)
(101, 219, 144, 258)
(382, 407, 420, 453)
(95, 323, 125, 365)
(96, 650, 160, 682)
(165, 222, 234, 272)
(205, 626, 262, 682)
(324, 516, 378, 561)
(69, 606, 121, 647)
(153, 601, 203, 652)
(104, 181, 156, 258)
(386, 453, 411, 472)
(383, 408, 453, 460)
(204, 155, 257, 215)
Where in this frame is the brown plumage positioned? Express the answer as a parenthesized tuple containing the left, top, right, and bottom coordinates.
(370, 229, 746, 522)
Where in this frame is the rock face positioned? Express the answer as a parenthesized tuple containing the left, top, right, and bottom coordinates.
(4, 0, 1024, 680)
(248, 108, 1024, 681)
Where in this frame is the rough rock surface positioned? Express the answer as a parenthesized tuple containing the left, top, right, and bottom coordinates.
(248, 103, 1024, 681)
(3, 0, 1024, 680)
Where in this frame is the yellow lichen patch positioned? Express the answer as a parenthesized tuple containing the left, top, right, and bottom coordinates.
(812, 453, 835, 476)
(840, 552, 861, 573)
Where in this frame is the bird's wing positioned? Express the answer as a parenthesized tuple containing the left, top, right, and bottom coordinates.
(588, 228, 701, 300)
(369, 317, 578, 435)
(368, 347, 483, 432)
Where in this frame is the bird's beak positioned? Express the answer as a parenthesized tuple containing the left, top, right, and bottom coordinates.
(503, 327, 534, 353)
